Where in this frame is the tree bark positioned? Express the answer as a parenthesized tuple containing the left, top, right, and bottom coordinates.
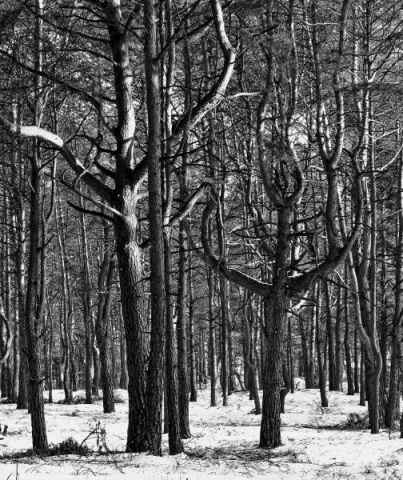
(143, 0, 165, 455)
(325, 282, 337, 391)
(260, 287, 287, 448)
(316, 283, 328, 408)
(95, 221, 116, 414)
(389, 123, 403, 428)
(164, 235, 183, 454)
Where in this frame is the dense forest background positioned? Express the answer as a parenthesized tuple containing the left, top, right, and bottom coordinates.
(0, 0, 403, 457)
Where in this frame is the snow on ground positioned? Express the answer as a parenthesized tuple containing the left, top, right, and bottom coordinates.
(1, 383, 403, 480)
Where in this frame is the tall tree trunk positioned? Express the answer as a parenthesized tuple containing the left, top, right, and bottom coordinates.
(23, 0, 48, 450)
(96, 221, 116, 414)
(389, 124, 403, 428)
(188, 254, 197, 402)
(325, 282, 337, 391)
(25, 143, 48, 450)
(260, 208, 292, 448)
(354, 328, 360, 393)
(288, 317, 294, 395)
(360, 346, 366, 406)
(143, 0, 166, 455)
(316, 282, 328, 407)
(335, 282, 342, 390)
(164, 235, 183, 454)
(46, 290, 54, 403)
(176, 25, 192, 436)
(299, 315, 311, 388)
(344, 266, 355, 396)
(79, 199, 94, 405)
(14, 106, 28, 411)
(260, 288, 287, 448)
(115, 218, 147, 451)
(244, 296, 261, 414)
(119, 304, 128, 390)
(367, 103, 383, 432)
(219, 273, 229, 406)
(56, 201, 73, 405)
(207, 267, 217, 407)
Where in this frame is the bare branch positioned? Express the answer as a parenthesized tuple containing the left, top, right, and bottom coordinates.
(0, 115, 113, 204)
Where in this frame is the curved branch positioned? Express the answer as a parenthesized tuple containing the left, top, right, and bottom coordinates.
(172, 0, 236, 136)
(169, 181, 212, 226)
(288, 173, 364, 294)
(0, 115, 113, 205)
(187, 203, 271, 297)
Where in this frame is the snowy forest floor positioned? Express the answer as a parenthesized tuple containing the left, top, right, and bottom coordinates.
(1, 382, 402, 480)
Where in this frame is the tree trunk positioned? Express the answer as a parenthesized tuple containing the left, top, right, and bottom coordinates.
(56, 201, 73, 405)
(260, 207, 292, 448)
(143, 0, 166, 455)
(25, 150, 48, 451)
(115, 218, 147, 451)
(208, 267, 217, 407)
(244, 298, 261, 415)
(325, 282, 337, 391)
(189, 254, 197, 402)
(260, 290, 286, 448)
(176, 26, 192, 434)
(119, 305, 128, 390)
(164, 235, 183, 454)
(176, 223, 191, 434)
(219, 273, 229, 406)
(360, 347, 366, 406)
(354, 328, 360, 393)
(14, 113, 28, 411)
(79, 200, 93, 405)
(335, 282, 342, 391)
(344, 267, 355, 396)
(95, 221, 116, 414)
(316, 282, 328, 408)
(388, 124, 403, 428)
